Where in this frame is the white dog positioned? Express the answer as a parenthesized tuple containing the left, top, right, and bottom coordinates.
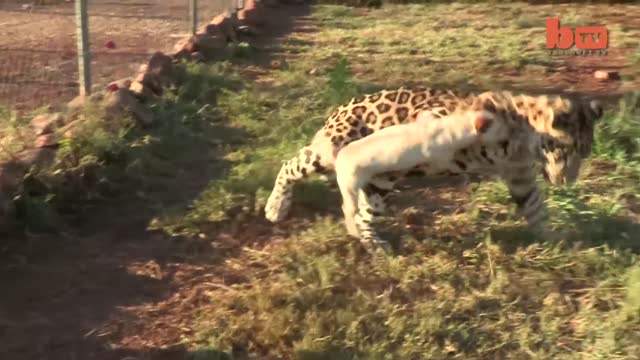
(334, 109, 516, 243)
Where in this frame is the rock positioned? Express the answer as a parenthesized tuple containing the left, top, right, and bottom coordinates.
(0, 191, 10, 227)
(34, 134, 59, 148)
(0, 147, 57, 225)
(207, 13, 239, 43)
(203, 24, 222, 37)
(17, 147, 57, 168)
(177, 36, 200, 54)
(171, 63, 188, 85)
(0, 148, 57, 191)
(30, 113, 64, 135)
(107, 78, 132, 92)
(103, 88, 153, 128)
(174, 38, 195, 53)
(244, 0, 260, 10)
(237, 25, 261, 37)
(146, 51, 174, 83)
(228, 11, 240, 39)
(0, 161, 24, 192)
(134, 72, 163, 95)
(263, 0, 281, 7)
(129, 80, 156, 100)
(67, 95, 85, 110)
(46, 103, 67, 114)
(175, 34, 227, 56)
(196, 33, 227, 52)
(67, 91, 106, 111)
(59, 119, 82, 139)
(270, 59, 281, 69)
(191, 52, 205, 63)
(238, 8, 267, 28)
(270, 59, 288, 70)
(594, 70, 620, 81)
(172, 48, 192, 62)
(190, 34, 227, 59)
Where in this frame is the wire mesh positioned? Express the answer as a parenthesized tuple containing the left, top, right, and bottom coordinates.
(0, 0, 77, 111)
(199, 0, 242, 23)
(0, 0, 239, 112)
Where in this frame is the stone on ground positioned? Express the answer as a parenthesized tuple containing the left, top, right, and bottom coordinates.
(104, 88, 153, 128)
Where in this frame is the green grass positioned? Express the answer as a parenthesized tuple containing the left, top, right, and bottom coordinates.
(632, 46, 640, 66)
(174, 4, 639, 358)
(1, 1, 640, 358)
(0, 107, 33, 162)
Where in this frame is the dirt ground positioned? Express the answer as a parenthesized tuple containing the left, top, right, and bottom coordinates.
(0, 2, 638, 360)
(0, 0, 237, 112)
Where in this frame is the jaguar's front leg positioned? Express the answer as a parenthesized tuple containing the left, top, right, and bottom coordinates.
(354, 203, 392, 254)
(501, 163, 549, 232)
(361, 175, 398, 215)
(354, 176, 399, 254)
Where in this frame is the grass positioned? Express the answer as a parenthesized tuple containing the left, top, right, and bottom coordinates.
(632, 46, 640, 66)
(0, 106, 34, 162)
(0, 61, 247, 239)
(1, 1, 640, 359)
(179, 4, 639, 358)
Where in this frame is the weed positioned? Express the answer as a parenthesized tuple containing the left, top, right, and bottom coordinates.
(0, 107, 30, 161)
(514, 16, 543, 29)
(324, 55, 358, 106)
(594, 92, 640, 162)
(632, 45, 640, 66)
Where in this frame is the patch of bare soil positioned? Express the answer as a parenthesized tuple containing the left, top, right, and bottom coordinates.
(0, 3, 313, 360)
(553, 47, 636, 103)
(498, 46, 635, 107)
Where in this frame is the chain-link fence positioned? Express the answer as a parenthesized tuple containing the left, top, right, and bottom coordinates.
(0, 0, 239, 112)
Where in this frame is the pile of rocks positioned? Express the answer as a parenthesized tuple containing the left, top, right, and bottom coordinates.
(0, 0, 299, 226)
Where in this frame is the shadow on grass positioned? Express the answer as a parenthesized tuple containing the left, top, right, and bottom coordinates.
(69, 345, 359, 360)
(490, 209, 640, 255)
(74, 346, 231, 360)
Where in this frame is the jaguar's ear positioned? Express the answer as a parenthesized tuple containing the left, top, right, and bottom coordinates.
(473, 111, 495, 134)
(589, 99, 604, 121)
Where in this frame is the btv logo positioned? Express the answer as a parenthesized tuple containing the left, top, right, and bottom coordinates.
(546, 18, 608, 50)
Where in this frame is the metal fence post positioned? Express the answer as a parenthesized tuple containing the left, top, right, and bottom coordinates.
(75, 0, 91, 97)
(190, 0, 198, 34)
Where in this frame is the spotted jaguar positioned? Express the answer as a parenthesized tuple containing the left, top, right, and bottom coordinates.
(264, 87, 604, 251)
